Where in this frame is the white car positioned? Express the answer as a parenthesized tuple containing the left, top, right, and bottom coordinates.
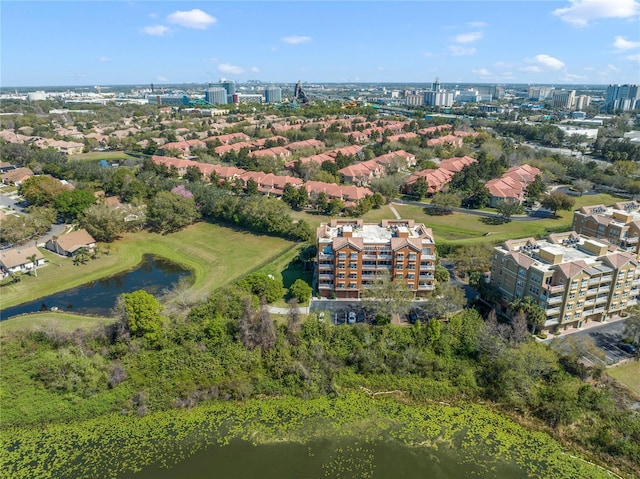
(347, 312, 357, 324)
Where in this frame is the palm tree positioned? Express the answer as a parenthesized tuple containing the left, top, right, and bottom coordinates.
(28, 254, 38, 277)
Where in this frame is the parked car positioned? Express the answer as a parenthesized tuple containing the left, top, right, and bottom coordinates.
(618, 343, 637, 355)
(347, 311, 357, 325)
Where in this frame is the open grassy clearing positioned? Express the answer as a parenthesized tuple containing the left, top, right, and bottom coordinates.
(0, 312, 115, 336)
(256, 244, 314, 307)
(1, 222, 295, 309)
(607, 361, 640, 398)
(69, 151, 138, 162)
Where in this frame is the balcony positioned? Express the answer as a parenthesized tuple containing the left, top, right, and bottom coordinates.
(546, 307, 561, 315)
(543, 284, 565, 293)
(318, 273, 334, 281)
(595, 297, 608, 304)
(421, 254, 436, 261)
(418, 283, 435, 291)
(419, 273, 434, 279)
(593, 307, 605, 313)
(627, 299, 638, 307)
(584, 300, 596, 308)
(601, 275, 612, 282)
(547, 296, 562, 305)
(420, 264, 435, 271)
(318, 252, 334, 259)
(633, 279, 640, 287)
(376, 265, 392, 271)
(318, 283, 332, 290)
(598, 286, 610, 293)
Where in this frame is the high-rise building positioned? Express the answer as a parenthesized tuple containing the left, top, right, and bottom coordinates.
(264, 86, 282, 104)
(405, 94, 424, 107)
(205, 86, 227, 105)
(316, 219, 436, 299)
(572, 201, 640, 253)
(551, 89, 576, 109)
(432, 77, 441, 92)
(574, 95, 591, 111)
(424, 91, 454, 107)
(605, 84, 640, 112)
(528, 86, 555, 101)
(490, 232, 640, 333)
(221, 80, 236, 97)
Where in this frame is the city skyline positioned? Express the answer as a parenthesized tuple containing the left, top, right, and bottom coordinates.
(2, 0, 639, 88)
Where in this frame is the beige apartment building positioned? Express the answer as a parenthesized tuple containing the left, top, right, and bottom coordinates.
(317, 219, 436, 298)
(572, 201, 640, 253)
(491, 231, 640, 333)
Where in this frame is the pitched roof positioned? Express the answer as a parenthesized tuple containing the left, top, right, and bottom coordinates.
(0, 246, 44, 269)
(54, 229, 96, 254)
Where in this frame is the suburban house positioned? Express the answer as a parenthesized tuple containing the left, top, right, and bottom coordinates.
(45, 229, 96, 256)
(485, 164, 541, 207)
(1, 167, 33, 185)
(404, 156, 476, 195)
(316, 219, 436, 298)
(0, 245, 45, 278)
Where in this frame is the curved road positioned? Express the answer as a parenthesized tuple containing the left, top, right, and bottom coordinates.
(393, 199, 551, 222)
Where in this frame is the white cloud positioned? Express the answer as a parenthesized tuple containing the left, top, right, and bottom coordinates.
(250, 66, 260, 73)
(467, 21, 488, 27)
(156, 76, 168, 82)
(99, 56, 110, 62)
(607, 63, 621, 71)
(520, 66, 542, 73)
(455, 31, 483, 43)
(472, 68, 491, 76)
(525, 54, 566, 70)
(614, 35, 640, 50)
(167, 9, 217, 29)
(562, 72, 587, 81)
(627, 53, 640, 61)
(448, 45, 476, 56)
(218, 63, 245, 75)
(282, 35, 312, 44)
(143, 25, 170, 36)
(552, 0, 640, 26)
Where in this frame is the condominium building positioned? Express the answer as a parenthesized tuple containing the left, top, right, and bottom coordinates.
(264, 86, 282, 104)
(551, 89, 576, 109)
(572, 201, 640, 253)
(605, 84, 640, 112)
(424, 91, 454, 108)
(317, 219, 436, 298)
(491, 232, 640, 333)
(205, 86, 227, 105)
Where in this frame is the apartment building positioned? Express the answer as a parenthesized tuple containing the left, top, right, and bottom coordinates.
(491, 232, 640, 333)
(317, 219, 436, 298)
(572, 201, 640, 253)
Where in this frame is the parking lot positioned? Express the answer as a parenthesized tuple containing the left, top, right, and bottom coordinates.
(550, 319, 636, 365)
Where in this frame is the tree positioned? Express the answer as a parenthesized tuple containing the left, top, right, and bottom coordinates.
(28, 254, 38, 277)
(289, 279, 312, 303)
(246, 178, 259, 195)
(411, 177, 429, 200)
(523, 175, 547, 203)
(19, 176, 69, 206)
(53, 189, 96, 222)
(572, 179, 592, 197)
(540, 191, 575, 217)
(361, 272, 414, 322)
(237, 272, 283, 303)
(434, 264, 450, 283)
(623, 311, 640, 346)
(509, 296, 546, 334)
(147, 190, 201, 233)
(423, 283, 466, 320)
(430, 192, 461, 214)
(495, 199, 524, 221)
(79, 203, 126, 242)
(118, 290, 166, 342)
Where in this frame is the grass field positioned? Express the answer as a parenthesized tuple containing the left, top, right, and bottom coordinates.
(1, 222, 295, 309)
(0, 312, 115, 336)
(69, 151, 139, 162)
(608, 361, 640, 398)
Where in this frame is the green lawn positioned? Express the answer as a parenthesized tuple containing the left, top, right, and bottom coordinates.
(69, 151, 139, 162)
(608, 361, 640, 398)
(0, 312, 115, 336)
(256, 244, 314, 307)
(2, 222, 295, 309)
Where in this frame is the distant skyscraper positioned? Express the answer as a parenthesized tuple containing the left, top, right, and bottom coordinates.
(551, 90, 576, 109)
(205, 86, 227, 105)
(221, 80, 236, 97)
(264, 86, 282, 103)
(432, 77, 441, 92)
(424, 91, 453, 107)
(605, 84, 640, 112)
(405, 94, 424, 107)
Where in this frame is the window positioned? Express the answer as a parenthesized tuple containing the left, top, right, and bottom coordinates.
(396, 273, 403, 280)
(338, 282, 345, 289)
(579, 290, 586, 297)
(577, 301, 583, 308)
(349, 273, 357, 279)
(567, 304, 573, 310)
(407, 273, 415, 280)
(349, 283, 357, 289)
(571, 281, 578, 289)
(396, 254, 404, 260)
(564, 314, 571, 321)
(528, 285, 539, 295)
(338, 263, 345, 269)
(517, 280, 524, 288)
(408, 253, 417, 260)
(338, 253, 346, 259)
(338, 273, 345, 279)
(396, 264, 403, 270)
(613, 293, 619, 300)
(350, 253, 358, 260)
(408, 264, 416, 270)
(581, 279, 588, 287)
(518, 269, 526, 278)
(569, 293, 575, 299)
(349, 263, 357, 269)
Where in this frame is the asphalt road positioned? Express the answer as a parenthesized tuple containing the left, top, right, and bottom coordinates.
(549, 319, 635, 366)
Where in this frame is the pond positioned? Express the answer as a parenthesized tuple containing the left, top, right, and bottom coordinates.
(0, 255, 191, 320)
(118, 437, 526, 479)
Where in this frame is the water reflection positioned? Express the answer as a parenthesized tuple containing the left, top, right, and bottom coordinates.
(0, 255, 191, 320)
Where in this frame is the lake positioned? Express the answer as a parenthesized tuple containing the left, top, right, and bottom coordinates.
(0, 255, 191, 320)
(118, 437, 526, 479)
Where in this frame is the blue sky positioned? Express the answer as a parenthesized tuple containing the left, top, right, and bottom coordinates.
(2, 1, 639, 87)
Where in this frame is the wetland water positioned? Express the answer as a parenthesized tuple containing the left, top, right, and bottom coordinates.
(119, 437, 526, 479)
(0, 255, 191, 320)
